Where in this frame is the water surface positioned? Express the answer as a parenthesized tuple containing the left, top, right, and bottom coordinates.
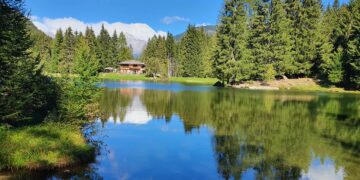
(10, 81, 360, 179)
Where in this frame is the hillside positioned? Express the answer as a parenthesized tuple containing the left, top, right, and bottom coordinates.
(174, 25, 216, 41)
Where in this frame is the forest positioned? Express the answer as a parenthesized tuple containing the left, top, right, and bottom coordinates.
(141, 0, 360, 90)
(30, 0, 360, 90)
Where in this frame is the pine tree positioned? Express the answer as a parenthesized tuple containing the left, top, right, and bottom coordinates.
(116, 32, 133, 62)
(333, 0, 339, 10)
(249, 0, 273, 81)
(97, 24, 112, 69)
(73, 36, 99, 80)
(346, 0, 360, 89)
(318, 6, 344, 84)
(165, 32, 176, 77)
(0, 0, 55, 122)
(270, 0, 296, 78)
(213, 0, 252, 84)
(142, 36, 168, 78)
(48, 29, 64, 73)
(179, 25, 205, 77)
(292, 0, 322, 76)
(61, 27, 76, 73)
(110, 30, 118, 67)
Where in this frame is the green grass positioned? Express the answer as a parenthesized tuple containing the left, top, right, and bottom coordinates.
(169, 77, 218, 85)
(0, 122, 94, 171)
(99, 73, 149, 81)
(99, 73, 218, 85)
(288, 85, 360, 94)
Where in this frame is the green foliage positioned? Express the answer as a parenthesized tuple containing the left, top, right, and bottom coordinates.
(0, 0, 98, 171)
(73, 36, 99, 79)
(178, 25, 210, 77)
(210, 0, 359, 89)
(0, 122, 94, 170)
(270, 0, 296, 77)
(61, 27, 76, 73)
(346, 0, 360, 89)
(142, 36, 168, 78)
(116, 32, 133, 63)
(249, 1, 272, 80)
(0, 0, 57, 124)
(213, 0, 252, 84)
(97, 24, 112, 69)
(165, 33, 176, 77)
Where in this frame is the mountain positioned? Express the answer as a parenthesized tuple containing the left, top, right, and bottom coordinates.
(123, 33, 147, 57)
(174, 25, 216, 41)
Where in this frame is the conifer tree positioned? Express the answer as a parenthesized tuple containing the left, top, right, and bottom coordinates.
(110, 31, 118, 66)
(116, 32, 133, 62)
(165, 33, 176, 77)
(270, 0, 296, 78)
(61, 27, 76, 73)
(213, 0, 252, 84)
(179, 25, 206, 77)
(142, 36, 168, 78)
(346, 0, 360, 89)
(318, 6, 344, 84)
(0, 0, 55, 122)
(49, 29, 64, 73)
(295, 0, 322, 76)
(97, 24, 112, 69)
(249, 0, 273, 81)
(73, 36, 99, 80)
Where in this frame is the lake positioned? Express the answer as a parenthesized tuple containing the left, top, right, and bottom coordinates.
(9, 81, 360, 179)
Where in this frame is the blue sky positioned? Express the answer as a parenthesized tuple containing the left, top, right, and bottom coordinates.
(26, 0, 348, 35)
(26, 0, 348, 54)
(26, 0, 223, 35)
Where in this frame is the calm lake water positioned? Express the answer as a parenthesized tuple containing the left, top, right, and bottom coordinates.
(8, 81, 360, 179)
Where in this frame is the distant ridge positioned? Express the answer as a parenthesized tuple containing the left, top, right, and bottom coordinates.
(174, 25, 216, 41)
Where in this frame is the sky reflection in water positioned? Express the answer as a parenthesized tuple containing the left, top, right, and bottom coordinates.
(89, 81, 360, 180)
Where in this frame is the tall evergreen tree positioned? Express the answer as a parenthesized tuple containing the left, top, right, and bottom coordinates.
(165, 32, 176, 77)
(61, 27, 76, 73)
(213, 0, 252, 84)
(97, 24, 112, 69)
(318, 6, 344, 84)
(270, 0, 296, 78)
(48, 29, 64, 73)
(73, 36, 99, 80)
(110, 30, 118, 67)
(179, 25, 206, 77)
(142, 36, 168, 78)
(249, 0, 274, 81)
(346, 0, 360, 89)
(0, 0, 55, 122)
(116, 32, 133, 62)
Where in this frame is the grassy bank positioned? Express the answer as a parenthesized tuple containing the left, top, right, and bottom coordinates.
(0, 122, 94, 171)
(99, 73, 218, 85)
(232, 78, 360, 94)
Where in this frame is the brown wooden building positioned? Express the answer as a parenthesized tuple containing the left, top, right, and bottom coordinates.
(118, 60, 145, 74)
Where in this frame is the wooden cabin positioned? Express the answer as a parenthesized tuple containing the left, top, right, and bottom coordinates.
(118, 60, 145, 74)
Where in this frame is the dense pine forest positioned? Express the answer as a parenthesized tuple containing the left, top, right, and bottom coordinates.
(213, 0, 360, 89)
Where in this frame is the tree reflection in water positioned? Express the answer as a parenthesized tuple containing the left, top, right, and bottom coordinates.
(99, 88, 360, 180)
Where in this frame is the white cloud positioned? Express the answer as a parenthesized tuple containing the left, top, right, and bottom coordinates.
(31, 17, 167, 54)
(161, 16, 189, 25)
(196, 23, 211, 27)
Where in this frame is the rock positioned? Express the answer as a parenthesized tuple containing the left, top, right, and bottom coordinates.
(213, 81, 225, 87)
(248, 86, 279, 90)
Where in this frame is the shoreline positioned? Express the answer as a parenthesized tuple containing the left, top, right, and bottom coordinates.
(99, 73, 359, 94)
(0, 122, 95, 172)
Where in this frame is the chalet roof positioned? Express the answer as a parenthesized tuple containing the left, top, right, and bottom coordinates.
(119, 60, 145, 65)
